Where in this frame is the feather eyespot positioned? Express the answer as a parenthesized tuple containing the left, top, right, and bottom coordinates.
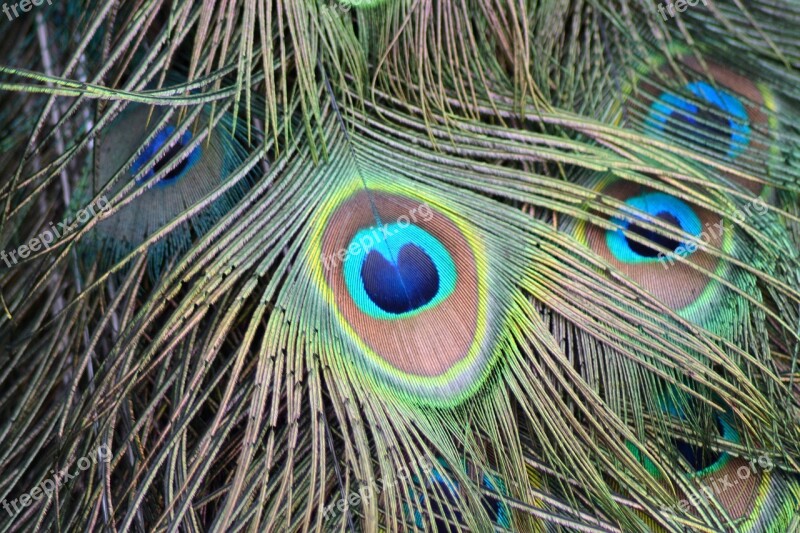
(625, 396, 800, 525)
(131, 126, 201, 186)
(606, 192, 703, 263)
(313, 186, 499, 405)
(626, 398, 734, 479)
(481, 473, 512, 528)
(569, 175, 758, 336)
(666, 404, 733, 475)
(408, 466, 462, 530)
(670, 409, 800, 527)
(625, 53, 778, 196)
(574, 177, 729, 314)
(86, 104, 252, 277)
(646, 81, 751, 161)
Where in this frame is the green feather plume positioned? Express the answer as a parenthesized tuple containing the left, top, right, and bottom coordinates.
(0, 0, 799, 531)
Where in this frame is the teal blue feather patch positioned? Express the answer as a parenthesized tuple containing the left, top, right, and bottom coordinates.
(407, 462, 461, 529)
(343, 223, 457, 318)
(627, 396, 735, 478)
(482, 473, 512, 528)
(404, 458, 511, 530)
(606, 192, 702, 263)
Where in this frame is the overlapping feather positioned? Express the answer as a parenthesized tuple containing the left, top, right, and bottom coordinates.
(0, 0, 799, 532)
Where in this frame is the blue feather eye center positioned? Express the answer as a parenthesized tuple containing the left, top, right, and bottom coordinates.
(647, 81, 750, 159)
(628, 399, 737, 478)
(362, 243, 439, 313)
(664, 400, 735, 474)
(606, 193, 702, 263)
(132, 126, 201, 186)
(626, 212, 683, 257)
(673, 415, 726, 472)
(343, 223, 457, 318)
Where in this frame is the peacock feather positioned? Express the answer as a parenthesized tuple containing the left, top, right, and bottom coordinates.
(0, 0, 799, 532)
(85, 99, 255, 276)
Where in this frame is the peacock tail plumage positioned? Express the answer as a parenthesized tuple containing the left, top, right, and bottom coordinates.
(0, 0, 799, 531)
